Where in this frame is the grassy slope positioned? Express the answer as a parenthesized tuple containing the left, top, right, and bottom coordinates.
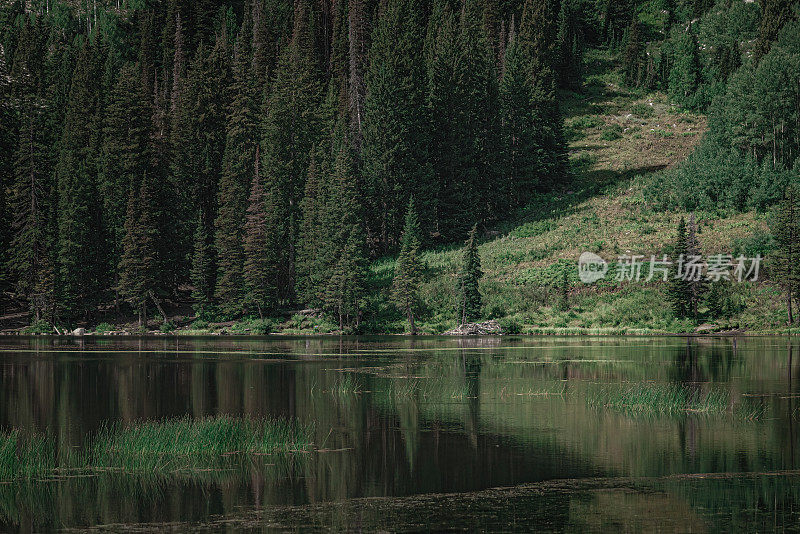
(368, 49, 791, 335)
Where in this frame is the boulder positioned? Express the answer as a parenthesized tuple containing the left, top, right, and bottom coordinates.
(72, 327, 85, 336)
(444, 320, 503, 336)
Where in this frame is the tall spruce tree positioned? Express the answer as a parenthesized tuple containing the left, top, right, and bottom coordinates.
(669, 26, 701, 108)
(362, 0, 432, 252)
(54, 38, 107, 323)
(8, 22, 54, 320)
(214, 14, 256, 316)
(686, 213, 707, 318)
(118, 172, 158, 327)
(668, 217, 692, 319)
(519, 0, 569, 188)
(242, 146, 277, 318)
(392, 198, 424, 334)
(260, 0, 323, 304)
(457, 224, 483, 324)
(322, 127, 368, 330)
(99, 62, 153, 303)
(772, 184, 800, 324)
(500, 30, 543, 211)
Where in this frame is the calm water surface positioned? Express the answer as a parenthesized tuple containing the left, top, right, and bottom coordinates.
(1, 335, 799, 532)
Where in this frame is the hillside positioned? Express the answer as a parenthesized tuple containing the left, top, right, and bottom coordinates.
(367, 49, 789, 335)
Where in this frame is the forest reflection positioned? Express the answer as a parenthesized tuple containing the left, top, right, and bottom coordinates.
(1, 336, 798, 530)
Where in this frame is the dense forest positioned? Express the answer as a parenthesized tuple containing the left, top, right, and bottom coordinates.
(0, 0, 798, 331)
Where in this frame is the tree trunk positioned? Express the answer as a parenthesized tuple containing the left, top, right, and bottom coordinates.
(149, 290, 167, 324)
(789, 287, 794, 325)
(407, 309, 416, 336)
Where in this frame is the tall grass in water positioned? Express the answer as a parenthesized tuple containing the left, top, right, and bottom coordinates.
(0, 416, 313, 480)
(92, 416, 312, 473)
(587, 383, 737, 417)
(0, 431, 58, 480)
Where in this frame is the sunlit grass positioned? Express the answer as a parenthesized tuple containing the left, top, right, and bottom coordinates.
(586, 383, 759, 418)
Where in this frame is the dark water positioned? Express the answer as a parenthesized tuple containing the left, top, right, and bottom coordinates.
(1, 335, 799, 532)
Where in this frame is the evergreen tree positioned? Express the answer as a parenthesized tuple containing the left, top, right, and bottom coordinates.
(7, 21, 54, 319)
(685, 212, 707, 318)
(362, 0, 432, 252)
(772, 184, 800, 324)
(214, 16, 257, 316)
(392, 198, 424, 334)
(322, 125, 368, 330)
(669, 26, 701, 108)
(556, 0, 583, 90)
(500, 31, 543, 211)
(54, 38, 106, 323)
(242, 146, 277, 318)
(519, 0, 569, 188)
(296, 145, 333, 308)
(260, 0, 323, 303)
(174, 39, 229, 312)
(118, 172, 157, 327)
(668, 217, 691, 319)
(99, 62, 153, 301)
(623, 15, 642, 87)
(457, 224, 483, 324)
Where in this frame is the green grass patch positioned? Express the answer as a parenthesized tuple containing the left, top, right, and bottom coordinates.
(0, 416, 313, 480)
(586, 383, 759, 418)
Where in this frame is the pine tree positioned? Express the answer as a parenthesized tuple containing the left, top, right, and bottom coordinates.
(425, 0, 457, 238)
(214, 15, 257, 316)
(623, 16, 642, 87)
(362, 0, 432, 252)
(174, 39, 229, 313)
(322, 129, 368, 330)
(457, 224, 483, 324)
(260, 0, 323, 304)
(54, 38, 106, 323)
(500, 31, 543, 211)
(556, 0, 583, 90)
(296, 145, 333, 308)
(242, 146, 277, 318)
(669, 26, 701, 108)
(99, 62, 153, 302)
(668, 217, 692, 319)
(772, 184, 800, 324)
(452, 0, 500, 232)
(7, 20, 54, 320)
(392, 198, 424, 334)
(519, 0, 569, 189)
(686, 213, 708, 318)
(118, 172, 157, 327)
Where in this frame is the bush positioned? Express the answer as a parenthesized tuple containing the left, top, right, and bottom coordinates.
(498, 317, 522, 334)
(732, 231, 776, 258)
(600, 124, 623, 140)
(22, 320, 52, 334)
(159, 321, 176, 334)
(230, 318, 275, 335)
(630, 102, 654, 118)
(94, 322, 116, 334)
(190, 319, 209, 330)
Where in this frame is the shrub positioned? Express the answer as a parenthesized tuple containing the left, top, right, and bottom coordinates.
(498, 317, 522, 334)
(600, 124, 623, 140)
(159, 321, 176, 334)
(21, 320, 51, 335)
(630, 102, 654, 118)
(94, 323, 116, 334)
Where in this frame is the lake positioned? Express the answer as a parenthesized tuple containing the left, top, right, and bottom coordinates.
(1, 335, 798, 532)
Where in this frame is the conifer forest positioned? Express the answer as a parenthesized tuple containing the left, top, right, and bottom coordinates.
(0, 0, 798, 334)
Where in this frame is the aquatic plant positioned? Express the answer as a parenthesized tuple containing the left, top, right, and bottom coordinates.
(586, 383, 744, 418)
(0, 416, 313, 480)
